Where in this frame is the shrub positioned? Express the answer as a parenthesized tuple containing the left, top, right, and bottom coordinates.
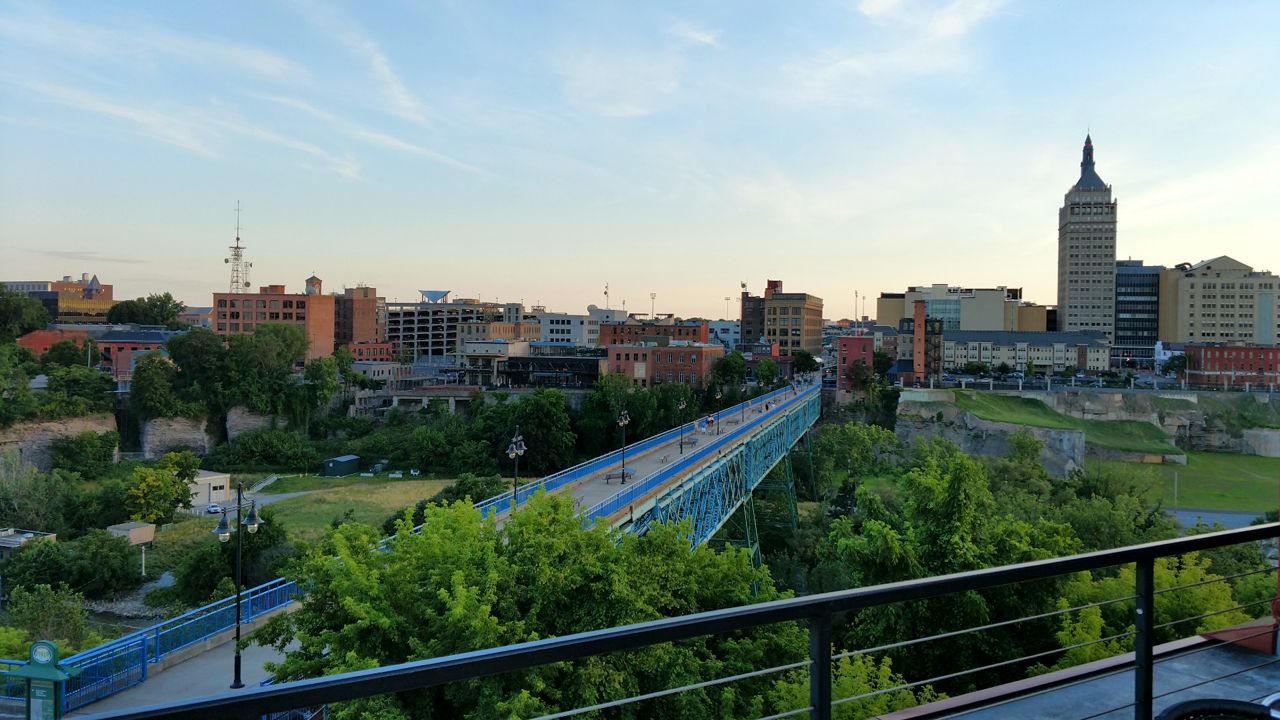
(50, 430, 119, 481)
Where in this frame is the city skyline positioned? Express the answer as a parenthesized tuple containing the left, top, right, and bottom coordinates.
(2, 1, 1278, 319)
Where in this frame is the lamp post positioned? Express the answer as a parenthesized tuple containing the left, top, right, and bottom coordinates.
(212, 483, 262, 690)
(506, 427, 526, 510)
(617, 410, 631, 484)
(677, 399, 687, 454)
(715, 390, 722, 434)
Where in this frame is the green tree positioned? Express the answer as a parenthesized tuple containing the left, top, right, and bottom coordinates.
(126, 451, 199, 522)
(130, 353, 193, 419)
(50, 430, 119, 481)
(0, 287, 49, 343)
(166, 328, 229, 416)
(790, 349, 819, 374)
(45, 365, 114, 412)
(106, 292, 186, 328)
(0, 345, 39, 427)
(1163, 354, 1188, 377)
(6, 584, 90, 648)
(872, 351, 893, 377)
(42, 339, 99, 369)
(66, 529, 143, 597)
(258, 494, 804, 719)
(844, 358, 874, 392)
(0, 452, 74, 535)
(711, 351, 748, 388)
(769, 655, 939, 719)
(960, 361, 989, 376)
(2, 539, 73, 592)
(755, 358, 779, 389)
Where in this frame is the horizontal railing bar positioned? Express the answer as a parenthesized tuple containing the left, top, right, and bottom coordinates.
(84, 523, 1280, 720)
(829, 629, 1137, 708)
(1153, 565, 1275, 596)
(1154, 597, 1275, 631)
(1152, 625, 1279, 667)
(831, 594, 1138, 661)
(532, 659, 811, 719)
(756, 707, 812, 720)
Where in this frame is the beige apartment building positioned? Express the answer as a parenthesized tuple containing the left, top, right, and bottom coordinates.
(762, 281, 823, 357)
(942, 330, 1111, 374)
(876, 285, 1043, 332)
(1158, 256, 1280, 344)
(1057, 135, 1117, 341)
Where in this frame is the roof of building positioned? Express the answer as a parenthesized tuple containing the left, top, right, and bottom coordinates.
(99, 329, 186, 344)
(183, 306, 213, 314)
(944, 330, 1110, 347)
(1074, 134, 1108, 190)
(328, 454, 360, 462)
(418, 290, 450, 303)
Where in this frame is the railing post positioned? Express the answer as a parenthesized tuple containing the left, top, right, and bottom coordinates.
(1134, 557, 1155, 720)
(809, 611, 832, 720)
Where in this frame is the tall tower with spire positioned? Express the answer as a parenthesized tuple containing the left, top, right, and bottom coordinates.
(1057, 134, 1117, 342)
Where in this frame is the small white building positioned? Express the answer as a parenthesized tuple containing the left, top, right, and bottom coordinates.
(709, 321, 741, 350)
(538, 313, 599, 347)
(192, 469, 233, 507)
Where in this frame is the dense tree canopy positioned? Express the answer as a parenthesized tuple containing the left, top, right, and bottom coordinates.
(105, 292, 186, 327)
(0, 287, 49, 344)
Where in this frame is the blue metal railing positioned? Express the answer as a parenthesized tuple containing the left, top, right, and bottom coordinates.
(0, 577, 300, 711)
(581, 384, 819, 525)
(472, 383, 807, 521)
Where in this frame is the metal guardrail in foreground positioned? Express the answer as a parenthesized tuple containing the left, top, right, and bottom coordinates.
(81, 523, 1280, 720)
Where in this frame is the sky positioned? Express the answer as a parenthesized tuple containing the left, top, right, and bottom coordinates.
(1, 0, 1278, 321)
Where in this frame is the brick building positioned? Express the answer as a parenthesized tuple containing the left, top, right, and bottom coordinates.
(604, 342, 724, 388)
(334, 285, 384, 348)
(1184, 344, 1280, 388)
(756, 280, 823, 357)
(16, 329, 90, 357)
(835, 336, 875, 393)
(212, 276, 336, 360)
(599, 320, 709, 347)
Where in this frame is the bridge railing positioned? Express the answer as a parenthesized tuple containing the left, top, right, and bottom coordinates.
(82, 523, 1280, 720)
(581, 385, 819, 525)
(31, 577, 302, 711)
(469, 383, 805, 520)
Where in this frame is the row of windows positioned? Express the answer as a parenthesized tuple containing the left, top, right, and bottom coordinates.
(218, 311, 303, 321)
(217, 298, 307, 309)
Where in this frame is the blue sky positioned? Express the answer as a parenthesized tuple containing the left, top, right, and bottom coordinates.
(2, 0, 1278, 320)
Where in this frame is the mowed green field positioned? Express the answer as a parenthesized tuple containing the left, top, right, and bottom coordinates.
(952, 391, 1179, 454)
(1093, 452, 1280, 513)
(258, 472, 454, 494)
(267, 479, 452, 541)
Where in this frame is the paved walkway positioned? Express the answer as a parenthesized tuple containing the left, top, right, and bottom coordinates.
(70, 640, 287, 717)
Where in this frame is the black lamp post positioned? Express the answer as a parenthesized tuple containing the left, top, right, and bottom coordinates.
(677, 399, 687, 454)
(212, 483, 262, 690)
(617, 410, 631, 484)
(506, 427, 526, 510)
(715, 390, 722, 435)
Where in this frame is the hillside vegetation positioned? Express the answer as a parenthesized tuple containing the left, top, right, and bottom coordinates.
(952, 391, 1179, 455)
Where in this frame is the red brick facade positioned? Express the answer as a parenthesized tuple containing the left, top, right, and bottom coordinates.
(605, 343, 724, 388)
(17, 329, 89, 357)
(213, 280, 336, 360)
(1185, 344, 1280, 387)
(835, 336, 875, 393)
(599, 322, 709, 347)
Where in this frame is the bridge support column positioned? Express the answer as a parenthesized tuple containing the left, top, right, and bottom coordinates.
(720, 495, 761, 573)
(758, 455, 799, 530)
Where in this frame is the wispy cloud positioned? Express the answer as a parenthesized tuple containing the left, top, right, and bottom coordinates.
(7, 79, 215, 156)
(290, 0, 428, 124)
(208, 116, 362, 180)
(779, 0, 1007, 105)
(24, 249, 147, 265)
(668, 20, 721, 48)
(259, 95, 484, 175)
(0, 10, 308, 84)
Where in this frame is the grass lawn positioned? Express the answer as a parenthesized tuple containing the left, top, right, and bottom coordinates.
(1093, 452, 1280, 513)
(147, 515, 220, 578)
(952, 391, 1179, 455)
(258, 472, 455, 494)
(267, 479, 452, 541)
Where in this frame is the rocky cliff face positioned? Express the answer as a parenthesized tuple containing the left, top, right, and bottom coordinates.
(0, 415, 119, 470)
(895, 402, 1085, 478)
(141, 417, 212, 458)
(225, 407, 278, 442)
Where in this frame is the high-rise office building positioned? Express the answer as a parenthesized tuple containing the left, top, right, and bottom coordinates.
(1057, 135, 1117, 341)
(1113, 260, 1164, 366)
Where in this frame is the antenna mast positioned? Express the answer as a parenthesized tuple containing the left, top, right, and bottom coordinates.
(225, 201, 252, 293)
(603, 283, 610, 310)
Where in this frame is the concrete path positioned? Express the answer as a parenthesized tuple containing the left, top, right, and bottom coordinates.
(70, 640, 286, 717)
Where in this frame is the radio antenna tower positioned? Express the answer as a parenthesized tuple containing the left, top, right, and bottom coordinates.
(603, 283, 610, 309)
(224, 201, 253, 293)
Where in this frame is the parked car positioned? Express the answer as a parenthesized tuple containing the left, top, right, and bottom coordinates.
(206, 503, 223, 515)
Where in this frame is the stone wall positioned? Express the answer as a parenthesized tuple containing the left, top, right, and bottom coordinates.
(1241, 429, 1280, 458)
(895, 402, 1085, 478)
(141, 416, 212, 459)
(0, 415, 118, 470)
(225, 407, 278, 442)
